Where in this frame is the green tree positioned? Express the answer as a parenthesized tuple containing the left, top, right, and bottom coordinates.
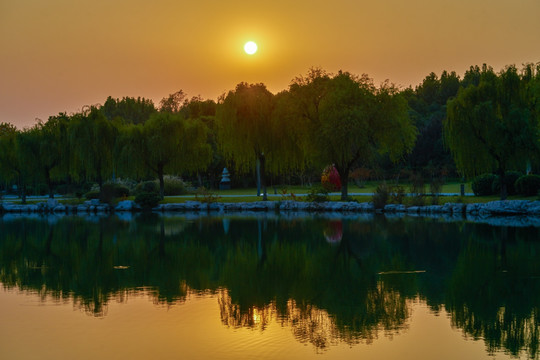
(159, 90, 186, 114)
(119, 112, 212, 198)
(15, 127, 43, 203)
(445, 64, 540, 199)
(0, 123, 19, 193)
(290, 70, 417, 200)
(37, 115, 71, 198)
(102, 96, 156, 124)
(404, 70, 460, 177)
(69, 107, 118, 190)
(216, 83, 275, 200)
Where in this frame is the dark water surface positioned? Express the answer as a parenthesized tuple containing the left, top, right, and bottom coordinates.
(1, 213, 538, 360)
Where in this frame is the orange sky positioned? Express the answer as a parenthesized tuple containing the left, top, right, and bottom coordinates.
(1, 0, 540, 128)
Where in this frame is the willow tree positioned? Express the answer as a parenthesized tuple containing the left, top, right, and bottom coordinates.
(69, 106, 118, 190)
(118, 112, 212, 198)
(14, 127, 43, 203)
(36, 115, 71, 198)
(445, 64, 540, 199)
(216, 83, 274, 200)
(0, 123, 19, 194)
(289, 69, 417, 200)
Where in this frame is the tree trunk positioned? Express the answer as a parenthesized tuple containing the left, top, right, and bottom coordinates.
(256, 158, 261, 196)
(96, 160, 103, 191)
(260, 153, 267, 201)
(21, 184, 27, 205)
(18, 175, 27, 205)
(158, 164, 165, 199)
(45, 168, 54, 199)
(336, 166, 350, 201)
(498, 168, 507, 201)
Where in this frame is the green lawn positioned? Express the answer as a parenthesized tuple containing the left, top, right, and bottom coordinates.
(3, 181, 537, 206)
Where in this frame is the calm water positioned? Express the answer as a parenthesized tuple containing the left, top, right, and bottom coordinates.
(0, 213, 538, 360)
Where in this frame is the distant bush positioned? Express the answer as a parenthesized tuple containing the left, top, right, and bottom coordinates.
(162, 175, 190, 196)
(390, 185, 405, 204)
(35, 183, 48, 196)
(515, 174, 540, 196)
(85, 191, 100, 200)
(135, 181, 159, 195)
(472, 174, 497, 196)
(409, 174, 425, 206)
(99, 183, 130, 204)
(306, 186, 330, 202)
(195, 187, 221, 204)
(372, 183, 389, 210)
(99, 184, 117, 204)
(321, 166, 341, 191)
(492, 171, 522, 196)
(350, 167, 371, 188)
(114, 184, 130, 198)
(134, 192, 161, 210)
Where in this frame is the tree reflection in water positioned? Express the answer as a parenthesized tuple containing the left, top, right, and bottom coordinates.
(0, 214, 538, 357)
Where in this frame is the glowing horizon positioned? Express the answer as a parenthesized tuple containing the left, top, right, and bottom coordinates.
(1, 0, 539, 128)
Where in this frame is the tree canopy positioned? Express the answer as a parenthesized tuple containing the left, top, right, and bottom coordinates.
(445, 64, 540, 199)
(118, 112, 212, 198)
(289, 69, 417, 199)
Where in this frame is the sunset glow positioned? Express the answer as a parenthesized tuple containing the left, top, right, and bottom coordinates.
(1, 0, 539, 128)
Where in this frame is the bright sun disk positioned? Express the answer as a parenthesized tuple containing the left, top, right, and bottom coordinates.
(244, 41, 257, 55)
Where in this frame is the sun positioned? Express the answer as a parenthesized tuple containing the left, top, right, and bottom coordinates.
(244, 41, 258, 55)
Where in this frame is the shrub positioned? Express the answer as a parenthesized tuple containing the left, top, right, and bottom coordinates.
(99, 183, 130, 204)
(134, 192, 161, 210)
(195, 187, 221, 204)
(306, 186, 330, 202)
(471, 174, 497, 196)
(389, 185, 405, 204)
(409, 173, 425, 196)
(515, 174, 540, 196)
(350, 168, 371, 188)
(492, 171, 522, 196)
(84, 190, 100, 200)
(113, 184, 130, 198)
(321, 166, 341, 191)
(372, 183, 389, 210)
(409, 174, 425, 206)
(135, 181, 159, 195)
(99, 183, 117, 204)
(163, 175, 189, 196)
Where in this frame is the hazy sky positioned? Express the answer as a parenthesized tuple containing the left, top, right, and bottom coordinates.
(1, 0, 540, 128)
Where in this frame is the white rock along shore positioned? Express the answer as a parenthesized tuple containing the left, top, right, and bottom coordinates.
(2, 198, 540, 217)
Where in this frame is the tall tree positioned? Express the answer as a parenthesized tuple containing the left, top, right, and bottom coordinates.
(0, 123, 19, 193)
(159, 90, 186, 114)
(445, 64, 540, 199)
(15, 127, 43, 203)
(290, 70, 417, 200)
(216, 83, 275, 200)
(404, 70, 460, 176)
(38, 114, 71, 198)
(102, 96, 156, 124)
(69, 107, 118, 190)
(118, 112, 212, 198)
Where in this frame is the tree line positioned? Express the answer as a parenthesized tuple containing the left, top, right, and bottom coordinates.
(0, 64, 539, 201)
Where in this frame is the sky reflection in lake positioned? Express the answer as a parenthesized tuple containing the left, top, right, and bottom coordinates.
(0, 213, 538, 359)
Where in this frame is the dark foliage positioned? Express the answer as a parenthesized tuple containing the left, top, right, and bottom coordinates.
(515, 174, 540, 196)
(471, 174, 497, 196)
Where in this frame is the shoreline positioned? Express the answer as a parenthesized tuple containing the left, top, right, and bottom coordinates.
(1, 198, 540, 218)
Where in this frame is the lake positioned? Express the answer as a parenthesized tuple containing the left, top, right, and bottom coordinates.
(0, 212, 538, 360)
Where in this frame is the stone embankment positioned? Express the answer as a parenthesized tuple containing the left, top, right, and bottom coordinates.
(1, 198, 540, 217)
